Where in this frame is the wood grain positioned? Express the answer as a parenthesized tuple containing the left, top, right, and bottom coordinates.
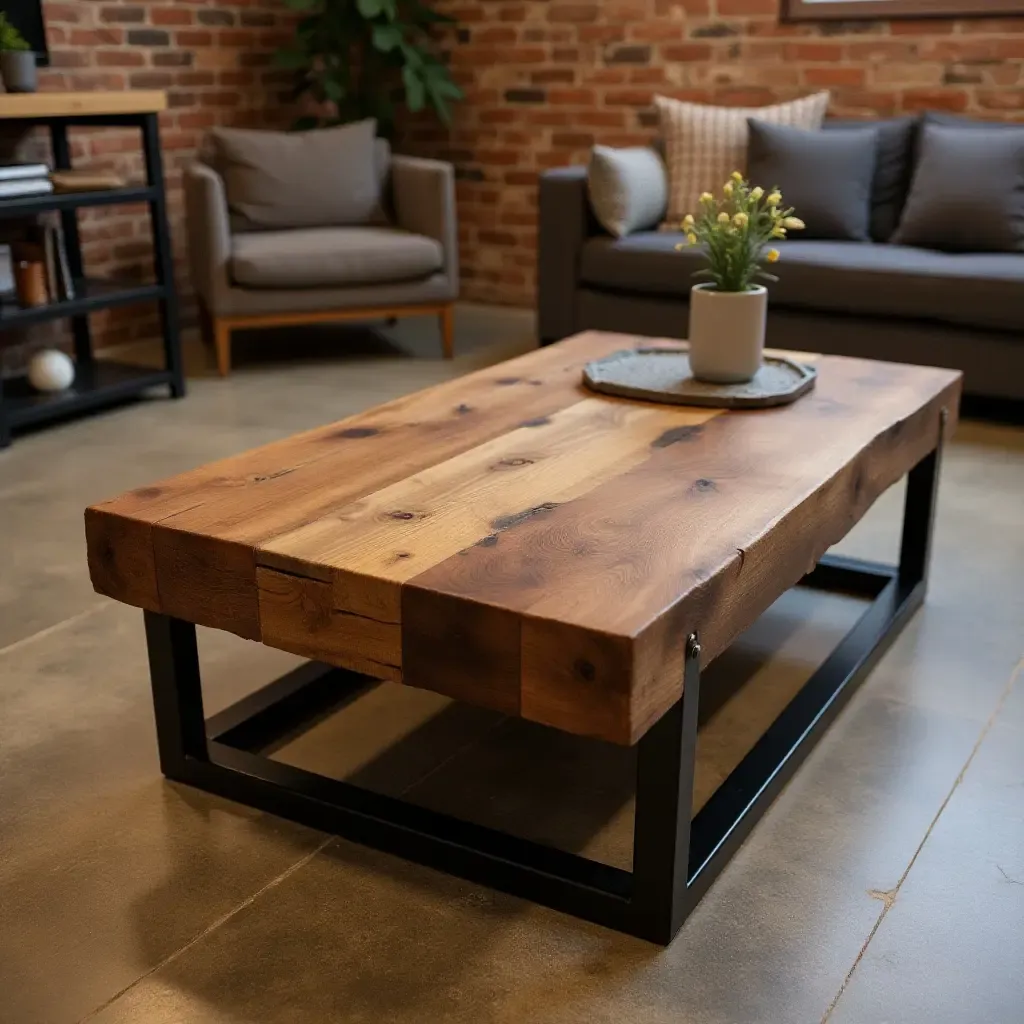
(85, 333, 961, 743)
(87, 332, 640, 638)
(0, 91, 167, 118)
(407, 354, 961, 742)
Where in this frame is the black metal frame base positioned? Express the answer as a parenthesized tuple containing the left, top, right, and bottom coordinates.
(143, 435, 942, 945)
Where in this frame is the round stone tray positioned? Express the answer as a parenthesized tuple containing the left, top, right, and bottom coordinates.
(582, 347, 816, 409)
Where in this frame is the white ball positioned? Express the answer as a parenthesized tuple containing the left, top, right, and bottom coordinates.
(28, 349, 76, 392)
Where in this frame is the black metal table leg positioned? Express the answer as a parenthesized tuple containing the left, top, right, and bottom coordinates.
(49, 121, 93, 369)
(139, 417, 945, 944)
(630, 633, 702, 943)
(144, 611, 207, 778)
(141, 112, 185, 399)
(899, 408, 945, 590)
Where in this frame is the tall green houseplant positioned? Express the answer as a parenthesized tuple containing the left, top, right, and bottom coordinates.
(276, 0, 463, 136)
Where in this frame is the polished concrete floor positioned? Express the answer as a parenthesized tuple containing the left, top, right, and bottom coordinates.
(1, 305, 1022, 1024)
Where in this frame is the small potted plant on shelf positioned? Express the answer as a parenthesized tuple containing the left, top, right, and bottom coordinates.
(678, 173, 803, 384)
(0, 13, 37, 94)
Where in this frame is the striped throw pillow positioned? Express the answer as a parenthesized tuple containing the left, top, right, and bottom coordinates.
(655, 92, 831, 226)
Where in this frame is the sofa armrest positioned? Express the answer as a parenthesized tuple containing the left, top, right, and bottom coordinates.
(183, 162, 232, 313)
(391, 155, 458, 297)
(538, 166, 596, 344)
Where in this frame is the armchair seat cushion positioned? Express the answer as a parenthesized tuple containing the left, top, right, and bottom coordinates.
(230, 226, 444, 290)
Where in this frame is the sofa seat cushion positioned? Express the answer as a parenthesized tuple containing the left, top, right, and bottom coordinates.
(580, 233, 1024, 333)
(231, 226, 444, 290)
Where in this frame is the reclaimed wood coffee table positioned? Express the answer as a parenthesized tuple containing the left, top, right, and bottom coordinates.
(85, 332, 961, 944)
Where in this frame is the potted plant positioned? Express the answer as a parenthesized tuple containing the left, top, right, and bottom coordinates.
(275, 0, 463, 136)
(0, 13, 37, 94)
(678, 173, 804, 384)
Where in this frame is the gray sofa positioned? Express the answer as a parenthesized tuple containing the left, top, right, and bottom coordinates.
(538, 166, 1024, 403)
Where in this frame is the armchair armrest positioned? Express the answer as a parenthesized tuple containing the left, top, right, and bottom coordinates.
(391, 155, 458, 296)
(538, 166, 597, 344)
(183, 162, 232, 314)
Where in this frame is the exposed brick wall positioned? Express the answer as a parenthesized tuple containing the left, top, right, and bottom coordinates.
(8, 0, 1024, 351)
(3, 0, 293, 357)
(403, 2, 1024, 307)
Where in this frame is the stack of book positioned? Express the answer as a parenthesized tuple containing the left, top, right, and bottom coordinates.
(0, 163, 53, 200)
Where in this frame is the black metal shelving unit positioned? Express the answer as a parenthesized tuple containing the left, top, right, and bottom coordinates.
(0, 108, 185, 448)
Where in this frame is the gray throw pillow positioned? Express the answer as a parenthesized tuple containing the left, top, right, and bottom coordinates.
(825, 115, 918, 241)
(587, 145, 668, 238)
(893, 123, 1024, 253)
(211, 119, 381, 231)
(747, 120, 879, 242)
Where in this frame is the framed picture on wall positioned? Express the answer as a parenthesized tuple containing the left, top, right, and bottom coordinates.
(783, 0, 1024, 20)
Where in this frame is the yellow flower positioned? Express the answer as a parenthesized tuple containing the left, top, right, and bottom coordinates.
(766, 191, 782, 206)
(723, 181, 734, 197)
(686, 231, 698, 245)
(750, 185, 764, 200)
(717, 211, 730, 224)
(772, 226, 787, 238)
(700, 191, 714, 204)
(783, 216, 805, 230)
(731, 170, 743, 182)
(766, 248, 781, 263)
(682, 214, 695, 228)
(733, 211, 749, 227)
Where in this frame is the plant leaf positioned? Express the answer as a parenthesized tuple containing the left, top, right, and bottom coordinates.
(402, 65, 426, 112)
(273, 48, 309, 69)
(322, 76, 346, 101)
(357, 0, 383, 17)
(372, 24, 402, 51)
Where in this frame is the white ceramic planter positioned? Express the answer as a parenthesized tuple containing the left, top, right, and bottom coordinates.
(687, 283, 767, 384)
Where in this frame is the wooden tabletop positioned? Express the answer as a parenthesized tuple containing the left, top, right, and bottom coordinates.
(86, 333, 961, 745)
(0, 91, 167, 119)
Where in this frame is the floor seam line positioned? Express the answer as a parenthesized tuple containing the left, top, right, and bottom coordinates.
(820, 654, 1024, 1023)
(74, 835, 333, 1024)
(0, 602, 107, 659)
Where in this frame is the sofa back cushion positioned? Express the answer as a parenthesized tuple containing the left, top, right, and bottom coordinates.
(747, 120, 878, 242)
(824, 115, 917, 242)
(893, 123, 1024, 253)
(587, 145, 668, 237)
(654, 92, 830, 225)
(210, 119, 381, 231)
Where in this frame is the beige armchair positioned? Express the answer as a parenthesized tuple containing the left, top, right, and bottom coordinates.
(184, 138, 458, 376)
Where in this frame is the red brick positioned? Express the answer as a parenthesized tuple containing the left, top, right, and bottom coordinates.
(151, 7, 194, 26)
(547, 88, 598, 104)
(902, 89, 969, 113)
(548, 4, 600, 22)
(96, 50, 146, 67)
(717, 0, 775, 14)
(661, 43, 713, 62)
(604, 88, 655, 106)
(802, 67, 865, 88)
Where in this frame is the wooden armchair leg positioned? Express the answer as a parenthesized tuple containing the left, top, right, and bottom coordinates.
(214, 319, 232, 377)
(439, 304, 454, 360)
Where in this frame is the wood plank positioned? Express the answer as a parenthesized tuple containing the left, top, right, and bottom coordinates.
(406, 356, 961, 743)
(256, 568, 401, 682)
(0, 91, 167, 118)
(86, 332, 641, 636)
(259, 397, 719, 703)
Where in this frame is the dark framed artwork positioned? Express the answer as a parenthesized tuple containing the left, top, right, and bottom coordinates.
(782, 0, 1024, 20)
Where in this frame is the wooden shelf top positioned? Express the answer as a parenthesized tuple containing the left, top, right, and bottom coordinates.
(0, 91, 167, 119)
